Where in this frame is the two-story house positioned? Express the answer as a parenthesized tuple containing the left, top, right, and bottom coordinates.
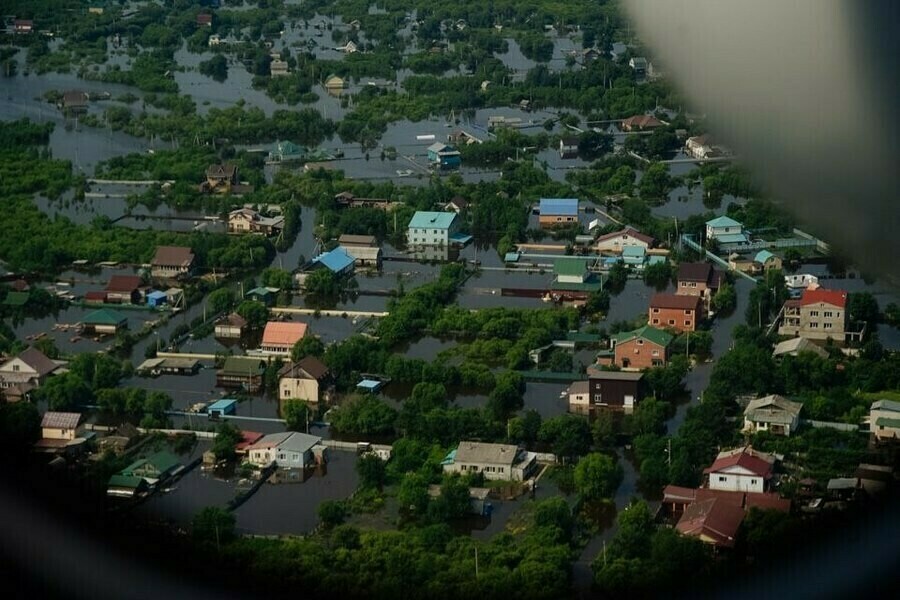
(150, 246, 196, 280)
(407, 211, 461, 247)
(442, 441, 537, 482)
(279, 356, 333, 406)
(599, 325, 673, 370)
(595, 227, 656, 254)
(260, 321, 308, 356)
(649, 293, 703, 333)
(869, 399, 900, 442)
(778, 288, 849, 343)
(704, 446, 776, 494)
(204, 164, 238, 193)
(570, 368, 646, 414)
(743, 395, 803, 436)
(676, 262, 721, 299)
(705, 215, 748, 247)
(227, 208, 285, 236)
(0, 347, 64, 400)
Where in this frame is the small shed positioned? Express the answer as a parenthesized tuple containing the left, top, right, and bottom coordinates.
(357, 379, 384, 394)
(82, 308, 128, 334)
(246, 287, 276, 306)
(146, 290, 167, 308)
(207, 399, 238, 417)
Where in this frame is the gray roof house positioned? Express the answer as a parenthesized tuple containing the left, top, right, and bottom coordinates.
(246, 431, 324, 470)
(743, 395, 803, 437)
(442, 441, 537, 482)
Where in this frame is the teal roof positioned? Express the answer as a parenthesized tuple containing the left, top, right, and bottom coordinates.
(3, 291, 29, 306)
(441, 448, 457, 465)
(554, 258, 588, 276)
(755, 250, 776, 264)
(622, 246, 646, 258)
(408, 211, 457, 230)
(706, 215, 742, 228)
(715, 233, 750, 244)
(108, 474, 145, 489)
(612, 325, 674, 348)
(144, 450, 180, 473)
(875, 417, 900, 428)
(504, 252, 520, 263)
(247, 287, 273, 297)
(83, 308, 127, 326)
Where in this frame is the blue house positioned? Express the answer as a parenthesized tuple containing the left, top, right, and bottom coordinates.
(146, 290, 168, 308)
(312, 246, 356, 276)
(539, 198, 579, 227)
(705, 215, 748, 247)
(427, 142, 461, 169)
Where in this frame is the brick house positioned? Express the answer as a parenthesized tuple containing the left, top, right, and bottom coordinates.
(649, 293, 703, 333)
(778, 288, 849, 343)
(598, 325, 673, 370)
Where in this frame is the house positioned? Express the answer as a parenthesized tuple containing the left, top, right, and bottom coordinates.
(754, 250, 782, 271)
(675, 497, 745, 549)
(235, 431, 264, 455)
(855, 464, 894, 496)
(772, 337, 829, 359)
(227, 208, 285, 236)
(621, 246, 648, 268)
(705, 216, 748, 247)
(442, 441, 537, 482)
(426, 142, 462, 169)
(447, 130, 482, 146)
(341, 245, 382, 269)
(136, 357, 200, 377)
(539, 198, 579, 227)
(649, 293, 703, 332)
(869, 399, 900, 442)
(268, 140, 308, 163)
(246, 431, 324, 469)
(245, 286, 277, 306)
(333, 192, 397, 211)
(311, 247, 356, 277)
(40, 412, 83, 441)
(554, 259, 590, 285)
(150, 246, 195, 280)
(13, 19, 33, 34)
(338, 40, 358, 54)
(685, 135, 729, 159)
(324, 74, 347, 92)
(216, 356, 266, 392)
(620, 115, 664, 132)
(260, 321, 308, 356)
(596, 227, 656, 253)
(146, 290, 167, 308)
(120, 451, 183, 482)
(581, 48, 600, 63)
(60, 91, 89, 114)
(0, 347, 63, 398)
(82, 308, 128, 334)
(580, 369, 646, 412)
(663, 485, 790, 526)
(704, 446, 775, 494)
(559, 137, 580, 159)
(269, 59, 289, 77)
(629, 57, 648, 77)
(444, 197, 469, 213)
(407, 211, 462, 247)
(778, 288, 849, 343)
(676, 262, 721, 299)
(203, 164, 239, 193)
(278, 356, 332, 405)
(107, 474, 149, 498)
(215, 313, 247, 339)
(427, 485, 493, 517)
(599, 325, 673, 370)
(743, 395, 803, 436)
(208, 34, 223, 46)
(338, 234, 377, 248)
(104, 275, 144, 304)
(566, 381, 591, 416)
(196, 13, 212, 27)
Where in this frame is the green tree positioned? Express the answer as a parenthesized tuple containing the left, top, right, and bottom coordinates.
(610, 500, 655, 559)
(305, 269, 340, 297)
(711, 280, 736, 314)
(356, 453, 387, 490)
(236, 300, 269, 328)
(283, 399, 310, 432)
(192, 507, 235, 545)
(642, 261, 672, 290)
(212, 422, 243, 461)
(206, 288, 235, 314)
(578, 130, 613, 160)
(487, 371, 525, 419)
(397, 472, 430, 516)
(0, 401, 40, 449)
(508, 409, 542, 444)
(291, 336, 325, 362)
(639, 163, 672, 200)
(427, 475, 472, 522)
(260, 267, 293, 290)
(317, 500, 347, 529)
(199, 54, 228, 82)
(538, 415, 592, 462)
(574, 453, 624, 501)
(848, 291, 880, 330)
(607, 261, 628, 294)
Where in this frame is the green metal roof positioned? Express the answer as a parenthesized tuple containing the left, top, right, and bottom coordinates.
(612, 325, 674, 348)
(108, 474, 145, 489)
(875, 417, 900, 428)
(554, 258, 589, 276)
(221, 356, 266, 376)
(550, 280, 604, 292)
(145, 450, 180, 473)
(83, 308, 128, 325)
(706, 215, 742, 228)
(2, 291, 29, 306)
(517, 370, 582, 382)
(408, 211, 457, 230)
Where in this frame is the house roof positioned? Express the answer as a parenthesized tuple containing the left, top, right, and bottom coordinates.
(338, 234, 378, 247)
(755, 250, 777, 264)
(218, 312, 247, 328)
(16, 346, 59, 376)
(140, 450, 181, 474)
(448, 196, 468, 209)
(588, 370, 645, 382)
(408, 211, 457, 230)
(622, 246, 646, 259)
(612, 325, 674, 348)
(41, 411, 81, 429)
(220, 356, 267, 376)
(279, 356, 330, 381)
(675, 497, 745, 548)
(151, 246, 195, 267)
(108, 474, 146, 490)
(313, 247, 356, 273)
(621, 115, 663, 129)
(650, 293, 702, 311)
(706, 215, 742, 228)
(744, 395, 803, 424)
(206, 163, 236, 178)
(799, 288, 847, 309)
(427, 142, 451, 153)
(539, 198, 579, 216)
(454, 441, 520, 466)
(567, 380, 589, 395)
(872, 399, 900, 413)
(554, 258, 588, 277)
(83, 308, 127, 326)
(208, 398, 237, 411)
(714, 233, 750, 244)
(246, 286, 274, 298)
(63, 90, 88, 106)
(772, 337, 828, 358)
(248, 431, 321, 453)
(261, 321, 308, 347)
(105, 275, 143, 293)
(235, 431, 264, 451)
(677, 262, 713, 283)
(596, 227, 655, 246)
(704, 447, 775, 478)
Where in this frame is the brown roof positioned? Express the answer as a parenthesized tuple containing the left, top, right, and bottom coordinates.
(704, 447, 774, 479)
(84, 291, 107, 302)
(596, 227, 655, 246)
(677, 262, 713, 283)
(449, 196, 469, 209)
(744, 493, 791, 513)
(17, 347, 59, 377)
(105, 275, 143, 293)
(63, 90, 88, 106)
(567, 380, 589, 395)
(10, 279, 30, 292)
(662, 485, 698, 503)
(676, 497, 745, 547)
(622, 115, 664, 129)
(41, 411, 81, 430)
(220, 312, 247, 328)
(206, 164, 236, 178)
(338, 234, 378, 247)
(279, 356, 330, 381)
(650, 293, 702, 311)
(151, 246, 195, 268)
(261, 321, 308, 347)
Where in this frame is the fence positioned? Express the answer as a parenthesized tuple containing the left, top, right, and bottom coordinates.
(803, 419, 860, 432)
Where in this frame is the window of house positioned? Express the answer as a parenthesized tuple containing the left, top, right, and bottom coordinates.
(684, 309, 692, 315)
(637, 339, 644, 345)
(690, 282, 697, 288)
(12, 365, 19, 372)
(751, 479, 757, 485)
(652, 318, 660, 324)
(668, 319, 675, 325)
(652, 308, 660, 313)
(593, 394, 602, 403)
(810, 310, 819, 317)
(652, 350, 660, 356)
(718, 476, 726, 482)
(499, 468, 504, 473)
(824, 323, 832, 329)
(685, 320, 692, 327)
(810, 322, 819, 328)
(824, 311, 833, 318)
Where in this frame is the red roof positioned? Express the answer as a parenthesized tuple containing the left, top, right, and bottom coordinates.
(745, 493, 791, 513)
(621, 115, 664, 129)
(676, 498, 745, 548)
(105, 275, 143, 293)
(235, 431, 264, 452)
(261, 321, 308, 347)
(800, 288, 847, 308)
(84, 291, 107, 302)
(650, 293, 702, 311)
(704, 448, 774, 479)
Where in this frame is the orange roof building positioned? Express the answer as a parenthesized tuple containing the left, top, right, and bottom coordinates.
(260, 321, 308, 355)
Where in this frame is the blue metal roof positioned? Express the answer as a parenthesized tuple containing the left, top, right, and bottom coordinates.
(448, 232, 472, 244)
(357, 379, 382, 392)
(706, 215, 742, 228)
(146, 290, 167, 300)
(755, 250, 776, 263)
(622, 246, 646, 258)
(207, 399, 237, 413)
(408, 211, 457, 230)
(539, 198, 579, 216)
(504, 252, 520, 263)
(313, 246, 356, 273)
(716, 233, 750, 244)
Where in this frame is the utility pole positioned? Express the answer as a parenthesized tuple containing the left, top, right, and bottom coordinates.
(666, 438, 672, 467)
(474, 546, 479, 579)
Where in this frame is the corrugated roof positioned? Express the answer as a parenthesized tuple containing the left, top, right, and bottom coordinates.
(714, 233, 749, 244)
(676, 497, 745, 548)
(772, 337, 828, 358)
(650, 293, 702, 311)
(588, 370, 645, 382)
(83, 308, 127, 326)
(677, 262, 713, 283)
(41, 411, 81, 430)
(454, 441, 520, 466)
(539, 198, 579, 216)
(800, 288, 847, 309)
(279, 356, 330, 380)
(105, 275, 143, 293)
(151, 246, 195, 267)
(16, 347, 59, 376)
(220, 356, 266, 376)
(554, 258, 588, 276)
(612, 325, 674, 348)
(312, 247, 356, 273)
(262, 321, 308, 347)
(248, 431, 321, 453)
(704, 447, 774, 478)
(872, 399, 900, 413)
(338, 234, 378, 247)
(706, 215, 742, 228)
(744, 395, 803, 423)
(408, 211, 457, 230)
(567, 380, 589, 395)
(596, 227, 655, 246)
